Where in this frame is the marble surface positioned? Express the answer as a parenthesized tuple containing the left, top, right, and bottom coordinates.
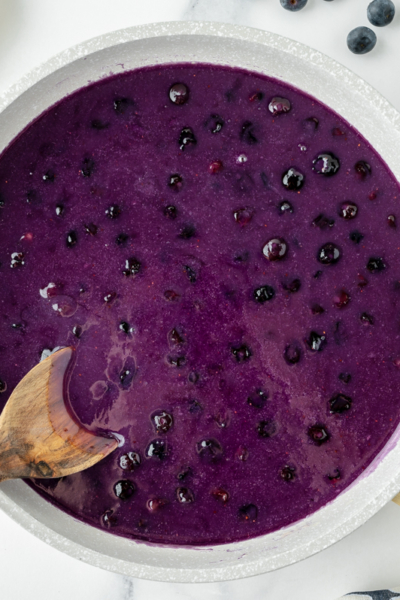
(1, 1, 400, 598)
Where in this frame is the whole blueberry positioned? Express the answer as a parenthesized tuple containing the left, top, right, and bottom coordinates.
(114, 480, 135, 500)
(282, 168, 305, 190)
(367, 0, 395, 27)
(169, 83, 189, 105)
(318, 243, 340, 265)
(347, 27, 377, 55)
(280, 0, 308, 11)
(253, 285, 275, 303)
(312, 153, 340, 176)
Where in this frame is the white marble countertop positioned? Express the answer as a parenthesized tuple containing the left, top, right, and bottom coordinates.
(1, 1, 400, 598)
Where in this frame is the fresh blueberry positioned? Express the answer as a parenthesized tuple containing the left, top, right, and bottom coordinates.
(212, 488, 229, 503)
(282, 168, 305, 190)
(388, 215, 397, 228)
(329, 393, 352, 414)
(262, 238, 288, 261)
(116, 233, 129, 246)
(66, 231, 77, 248)
(308, 425, 330, 445)
(231, 344, 252, 362)
(10, 252, 25, 268)
(312, 214, 335, 229)
(106, 205, 121, 219)
(241, 121, 258, 144)
(146, 439, 168, 460)
(0, 379, 7, 393)
(339, 372, 352, 384)
(179, 127, 197, 150)
(339, 202, 358, 220)
(179, 224, 196, 240)
(347, 27, 377, 54)
(114, 480, 135, 500)
(81, 157, 95, 177)
(238, 504, 258, 522)
(361, 312, 375, 325)
(164, 205, 178, 219)
(282, 278, 301, 293)
(119, 452, 141, 471)
(253, 285, 275, 303)
(279, 200, 294, 214)
(312, 153, 340, 176)
(233, 207, 254, 225)
(257, 420, 277, 438)
(306, 331, 327, 352)
(42, 169, 55, 183)
(176, 487, 194, 504)
(284, 343, 302, 365)
(152, 410, 173, 434)
(350, 230, 364, 244)
(84, 222, 98, 236)
(206, 114, 224, 134)
(268, 97, 291, 115)
(169, 83, 189, 105)
(354, 160, 372, 180)
(333, 290, 350, 308)
(113, 97, 134, 115)
(169, 174, 183, 191)
(280, 466, 296, 481)
(122, 257, 141, 277)
(317, 243, 340, 265)
(367, 0, 395, 27)
(196, 438, 223, 460)
(367, 257, 386, 272)
(280, 0, 308, 10)
(91, 119, 109, 130)
(247, 389, 268, 409)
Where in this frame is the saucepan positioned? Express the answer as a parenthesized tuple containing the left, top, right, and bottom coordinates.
(1, 21, 400, 583)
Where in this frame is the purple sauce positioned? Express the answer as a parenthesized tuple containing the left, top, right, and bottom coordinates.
(1, 64, 400, 545)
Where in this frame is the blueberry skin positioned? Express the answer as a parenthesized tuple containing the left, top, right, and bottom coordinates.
(367, 0, 395, 27)
(347, 27, 377, 54)
(280, 0, 308, 10)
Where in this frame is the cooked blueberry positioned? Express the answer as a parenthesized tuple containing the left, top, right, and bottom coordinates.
(350, 230, 364, 244)
(249, 91, 264, 102)
(280, 466, 296, 481)
(168, 355, 186, 367)
(241, 121, 258, 144)
(66, 231, 77, 248)
(268, 97, 291, 115)
(327, 468, 341, 482)
(81, 157, 94, 177)
(55, 204, 64, 216)
(388, 214, 397, 228)
(188, 371, 199, 384)
(279, 201, 293, 214)
(262, 238, 287, 261)
(367, 257, 386, 272)
(253, 285, 275, 303)
(168, 328, 184, 346)
(188, 398, 203, 413)
(333, 290, 350, 308)
(361, 312, 374, 325)
(231, 344, 252, 362)
(308, 425, 329, 445)
(347, 27, 377, 54)
(332, 127, 346, 137)
(306, 331, 327, 352)
(209, 159, 223, 174)
(233, 207, 254, 225)
(212, 488, 229, 503)
(235, 446, 249, 461)
(317, 243, 340, 265)
(339, 372, 352, 384)
(312, 214, 335, 229)
(238, 503, 258, 522)
(122, 257, 141, 277)
(284, 343, 301, 365)
(282, 168, 304, 190)
(0, 193, 5, 207)
(104, 291, 117, 304)
(329, 393, 352, 414)
(176, 487, 194, 504)
(247, 389, 268, 408)
(10, 252, 25, 268)
(311, 304, 325, 315)
(234, 251, 249, 264)
(72, 325, 82, 338)
(206, 114, 224, 134)
(179, 224, 196, 239)
(151, 410, 173, 434)
(84, 222, 98, 236)
(282, 278, 301, 293)
(113, 97, 133, 114)
(26, 189, 39, 204)
(146, 498, 167, 512)
(114, 480, 135, 500)
(367, 0, 395, 26)
(313, 270, 323, 279)
(146, 439, 168, 460)
(312, 153, 340, 176)
(355, 160, 371, 180)
(339, 202, 358, 220)
(0, 379, 7, 393)
(91, 119, 109, 130)
(169, 174, 183, 191)
(119, 363, 135, 388)
(196, 438, 223, 461)
(179, 127, 197, 150)
(169, 83, 189, 105)
(184, 265, 197, 283)
(106, 204, 121, 219)
(102, 509, 118, 528)
(42, 169, 55, 182)
(257, 420, 276, 438)
(358, 274, 368, 289)
(116, 233, 128, 245)
(119, 321, 132, 334)
(303, 116, 319, 133)
(177, 466, 193, 480)
(119, 452, 141, 471)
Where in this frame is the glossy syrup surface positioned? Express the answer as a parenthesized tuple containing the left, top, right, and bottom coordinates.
(1, 64, 400, 545)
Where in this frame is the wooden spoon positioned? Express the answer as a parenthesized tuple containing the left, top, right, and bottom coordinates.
(0, 347, 118, 483)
